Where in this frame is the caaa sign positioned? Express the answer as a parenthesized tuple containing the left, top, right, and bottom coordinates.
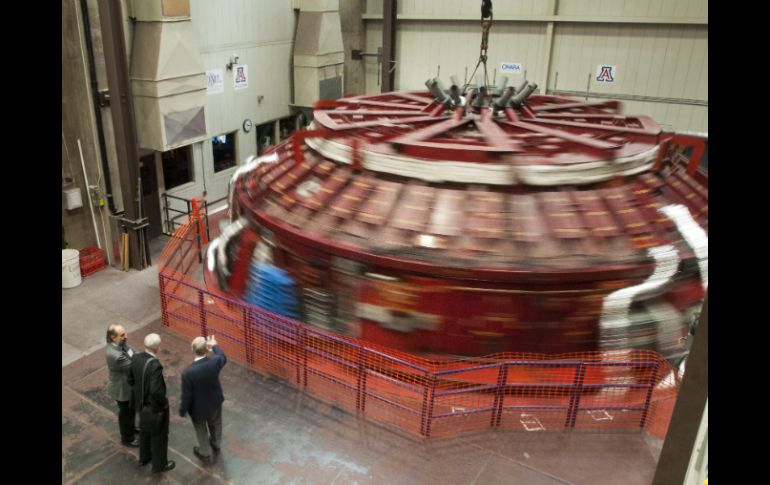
(501, 63, 523, 74)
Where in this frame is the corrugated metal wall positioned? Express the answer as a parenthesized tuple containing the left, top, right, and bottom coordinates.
(363, 0, 707, 133)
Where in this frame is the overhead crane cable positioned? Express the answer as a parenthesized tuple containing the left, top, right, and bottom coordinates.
(465, 0, 494, 99)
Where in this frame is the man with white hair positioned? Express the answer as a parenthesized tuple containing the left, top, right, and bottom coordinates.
(127, 333, 175, 473)
(105, 324, 138, 447)
(179, 334, 227, 463)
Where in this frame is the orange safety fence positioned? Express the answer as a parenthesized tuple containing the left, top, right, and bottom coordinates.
(159, 216, 679, 439)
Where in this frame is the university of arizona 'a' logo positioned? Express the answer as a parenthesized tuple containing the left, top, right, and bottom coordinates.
(596, 66, 615, 82)
(236, 67, 246, 83)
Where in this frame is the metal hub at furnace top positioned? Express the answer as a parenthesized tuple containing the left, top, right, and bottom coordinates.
(305, 90, 662, 187)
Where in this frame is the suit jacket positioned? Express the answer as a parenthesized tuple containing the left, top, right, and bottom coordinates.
(106, 342, 134, 402)
(179, 345, 227, 421)
(128, 352, 168, 413)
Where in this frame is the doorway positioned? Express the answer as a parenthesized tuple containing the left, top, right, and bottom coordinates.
(256, 122, 275, 156)
(140, 153, 163, 240)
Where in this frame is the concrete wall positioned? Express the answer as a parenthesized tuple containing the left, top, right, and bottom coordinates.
(62, 0, 111, 255)
(340, 0, 366, 96)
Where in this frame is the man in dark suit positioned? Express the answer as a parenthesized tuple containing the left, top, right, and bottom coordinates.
(105, 324, 138, 447)
(179, 334, 227, 463)
(128, 333, 175, 473)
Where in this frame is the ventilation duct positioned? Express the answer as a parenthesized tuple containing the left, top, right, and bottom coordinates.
(293, 0, 345, 108)
(129, 0, 207, 151)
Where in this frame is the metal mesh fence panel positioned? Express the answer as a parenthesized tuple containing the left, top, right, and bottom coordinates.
(159, 218, 679, 439)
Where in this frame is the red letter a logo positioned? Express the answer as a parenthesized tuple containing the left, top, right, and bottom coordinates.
(596, 66, 614, 82)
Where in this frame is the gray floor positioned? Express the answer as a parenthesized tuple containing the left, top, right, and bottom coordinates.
(62, 235, 169, 367)
(62, 234, 665, 485)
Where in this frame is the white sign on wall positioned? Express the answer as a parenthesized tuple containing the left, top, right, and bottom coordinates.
(595, 65, 617, 83)
(500, 62, 523, 74)
(234, 64, 249, 90)
(206, 69, 224, 94)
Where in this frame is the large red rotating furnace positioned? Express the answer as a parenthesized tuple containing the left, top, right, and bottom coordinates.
(207, 85, 707, 365)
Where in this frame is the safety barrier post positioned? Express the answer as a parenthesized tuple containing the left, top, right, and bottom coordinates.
(163, 194, 171, 234)
(198, 198, 209, 245)
(198, 288, 208, 338)
(420, 371, 437, 437)
(294, 324, 302, 386)
(356, 344, 368, 413)
(191, 198, 203, 264)
(243, 306, 254, 366)
(639, 360, 661, 429)
(159, 275, 169, 327)
(565, 362, 586, 428)
(301, 327, 309, 387)
(490, 362, 509, 428)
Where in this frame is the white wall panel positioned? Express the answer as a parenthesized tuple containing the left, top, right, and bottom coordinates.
(365, 0, 383, 16)
(549, 23, 706, 99)
(364, 20, 382, 94)
(558, 0, 705, 19)
(385, 20, 546, 91)
(366, 0, 551, 18)
(364, 7, 706, 132)
(161, 0, 296, 205)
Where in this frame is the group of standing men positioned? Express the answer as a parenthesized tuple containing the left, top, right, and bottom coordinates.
(105, 324, 227, 473)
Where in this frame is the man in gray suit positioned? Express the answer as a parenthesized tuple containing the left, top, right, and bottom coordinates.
(105, 324, 138, 447)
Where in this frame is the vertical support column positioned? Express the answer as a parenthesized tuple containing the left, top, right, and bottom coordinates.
(541, 0, 559, 92)
(380, 0, 397, 92)
(565, 362, 586, 428)
(97, 0, 142, 269)
(490, 363, 509, 428)
(339, 0, 366, 96)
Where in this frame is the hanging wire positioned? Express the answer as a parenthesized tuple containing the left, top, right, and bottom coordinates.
(463, 0, 494, 105)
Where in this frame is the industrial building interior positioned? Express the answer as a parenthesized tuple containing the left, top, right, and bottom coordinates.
(62, 1, 708, 484)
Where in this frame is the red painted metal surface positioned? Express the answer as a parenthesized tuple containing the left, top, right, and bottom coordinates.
(157, 219, 679, 439)
(215, 89, 706, 361)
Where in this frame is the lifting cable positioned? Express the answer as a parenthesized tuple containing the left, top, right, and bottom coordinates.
(466, 0, 494, 97)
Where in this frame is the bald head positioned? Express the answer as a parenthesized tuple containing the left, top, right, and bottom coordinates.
(106, 324, 126, 345)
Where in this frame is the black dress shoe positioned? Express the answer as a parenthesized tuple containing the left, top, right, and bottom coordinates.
(152, 460, 175, 473)
(193, 447, 211, 462)
(122, 438, 139, 447)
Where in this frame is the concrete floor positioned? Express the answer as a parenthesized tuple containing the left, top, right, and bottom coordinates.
(62, 233, 665, 485)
